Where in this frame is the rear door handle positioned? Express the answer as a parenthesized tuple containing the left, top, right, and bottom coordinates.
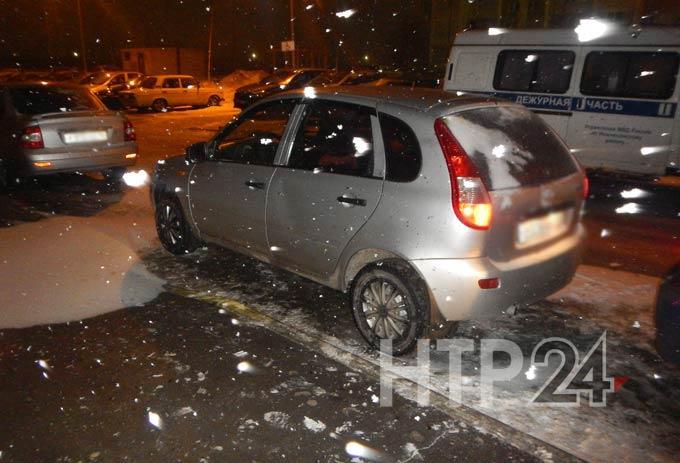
(245, 180, 266, 190)
(337, 195, 367, 207)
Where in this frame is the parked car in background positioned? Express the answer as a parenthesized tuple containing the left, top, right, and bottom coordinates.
(80, 71, 144, 109)
(151, 87, 586, 354)
(443, 27, 680, 176)
(3, 70, 52, 83)
(307, 69, 381, 87)
(358, 75, 442, 89)
(656, 264, 680, 365)
(47, 68, 87, 83)
(0, 68, 22, 82)
(0, 83, 137, 188)
(233, 68, 327, 109)
(118, 74, 224, 112)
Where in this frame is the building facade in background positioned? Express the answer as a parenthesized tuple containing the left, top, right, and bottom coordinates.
(120, 48, 206, 79)
(429, 0, 680, 69)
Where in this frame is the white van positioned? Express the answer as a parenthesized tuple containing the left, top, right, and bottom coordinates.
(444, 26, 680, 176)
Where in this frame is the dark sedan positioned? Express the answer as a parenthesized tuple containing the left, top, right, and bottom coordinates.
(233, 68, 327, 109)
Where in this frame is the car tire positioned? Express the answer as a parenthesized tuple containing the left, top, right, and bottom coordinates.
(351, 262, 429, 356)
(207, 95, 221, 106)
(155, 195, 199, 255)
(102, 166, 127, 182)
(152, 99, 168, 112)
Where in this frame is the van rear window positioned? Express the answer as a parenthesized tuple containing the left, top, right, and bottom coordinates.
(494, 50, 574, 94)
(581, 51, 679, 100)
(445, 106, 578, 191)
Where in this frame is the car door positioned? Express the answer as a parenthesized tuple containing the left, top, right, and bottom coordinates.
(266, 100, 384, 279)
(188, 99, 298, 257)
(160, 77, 183, 106)
(180, 77, 201, 106)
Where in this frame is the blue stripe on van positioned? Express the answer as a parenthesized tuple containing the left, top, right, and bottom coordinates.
(473, 91, 677, 118)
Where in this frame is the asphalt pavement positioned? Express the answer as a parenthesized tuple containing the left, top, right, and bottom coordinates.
(0, 292, 539, 463)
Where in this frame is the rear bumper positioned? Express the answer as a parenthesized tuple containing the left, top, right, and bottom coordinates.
(411, 226, 584, 321)
(18, 143, 138, 176)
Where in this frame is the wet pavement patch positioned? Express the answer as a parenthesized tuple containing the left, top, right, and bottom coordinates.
(0, 292, 537, 462)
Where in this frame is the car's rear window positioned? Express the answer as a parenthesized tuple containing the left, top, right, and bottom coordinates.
(445, 106, 578, 190)
(9, 86, 101, 115)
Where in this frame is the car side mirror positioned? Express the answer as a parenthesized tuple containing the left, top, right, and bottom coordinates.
(185, 141, 208, 163)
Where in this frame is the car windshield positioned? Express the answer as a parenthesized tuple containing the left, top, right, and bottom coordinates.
(343, 72, 380, 85)
(308, 71, 346, 86)
(140, 76, 157, 88)
(259, 70, 294, 85)
(9, 86, 101, 114)
(79, 72, 111, 85)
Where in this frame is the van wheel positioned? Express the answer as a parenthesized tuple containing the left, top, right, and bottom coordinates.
(152, 99, 168, 112)
(351, 262, 429, 356)
(207, 95, 221, 106)
(155, 196, 199, 255)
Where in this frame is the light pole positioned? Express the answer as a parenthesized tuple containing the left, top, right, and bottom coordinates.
(289, 0, 296, 68)
(76, 0, 87, 72)
(207, 3, 215, 81)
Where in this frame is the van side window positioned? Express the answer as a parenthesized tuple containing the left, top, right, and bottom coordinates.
(581, 52, 679, 100)
(494, 50, 574, 94)
(379, 113, 421, 182)
(289, 101, 374, 178)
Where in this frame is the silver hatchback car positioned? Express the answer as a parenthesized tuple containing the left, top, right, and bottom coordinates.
(0, 83, 137, 187)
(152, 87, 586, 354)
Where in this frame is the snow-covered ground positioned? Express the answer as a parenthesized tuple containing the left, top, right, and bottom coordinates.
(0, 187, 162, 327)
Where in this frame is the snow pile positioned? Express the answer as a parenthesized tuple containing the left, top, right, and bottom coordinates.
(0, 188, 163, 328)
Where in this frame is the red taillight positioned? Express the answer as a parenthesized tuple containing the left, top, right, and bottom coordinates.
(20, 126, 44, 149)
(582, 174, 589, 200)
(434, 118, 492, 230)
(478, 277, 500, 289)
(124, 120, 136, 142)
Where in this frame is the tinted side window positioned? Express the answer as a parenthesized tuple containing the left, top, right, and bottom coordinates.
(213, 100, 297, 166)
(581, 52, 679, 99)
(162, 78, 180, 89)
(494, 50, 574, 94)
(289, 101, 374, 178)
(379, 113, 421, 182)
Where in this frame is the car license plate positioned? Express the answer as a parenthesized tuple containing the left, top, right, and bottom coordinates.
(63, 130, 108, 144)
(516, 208, 573, 248)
